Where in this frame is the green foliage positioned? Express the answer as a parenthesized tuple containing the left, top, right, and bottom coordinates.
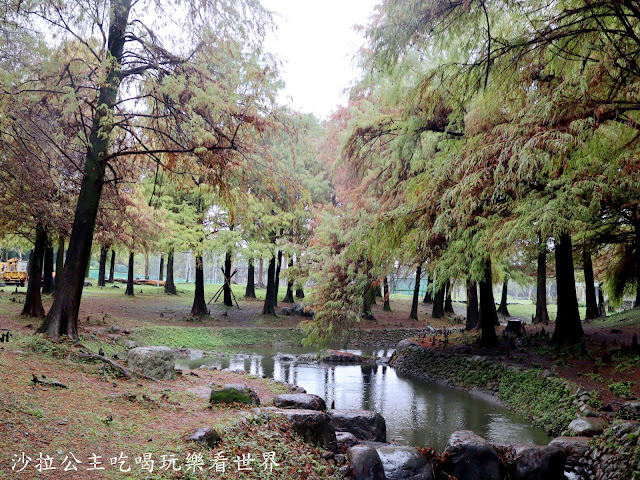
(306, 0, 640, 347)
(614, 357, 640, 374)
(583, 372, 604, 383)
(302, 206, 382, 347)
(609, 381, 635, 399)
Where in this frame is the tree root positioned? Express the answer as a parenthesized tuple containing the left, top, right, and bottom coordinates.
(77, 350, 158, 382)
(31, 374, 68, 389)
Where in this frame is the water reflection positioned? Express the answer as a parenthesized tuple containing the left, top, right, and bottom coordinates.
(177, 348, 549, 451)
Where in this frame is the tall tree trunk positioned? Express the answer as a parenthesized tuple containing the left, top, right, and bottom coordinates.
(444, 280, 454, 313)
(223, 250, 233, 307)
(23, 225, 46, 318)
(274, 250, 282, 308)
(158, 254, 164, 282)
(107, 249, 116, 283)
(432, 283, 446, 318)
(383, 276, 391, 311)
(423, 276, 433, 303)
(497, 280, 510, 315)
(54, 236, 64, 292)
(125, 251, 135, 296)
(533, 248, 550, 324)
(191, 255, 208, 315)
(479, 257, 498, 347)
(410, 265, 422, 320)
(553, 233, 584, 345)
(37, 0, 133, 340)
(362, 282, 376, 320)
(42, 240, 54, 295)
(598, 287, 606, 317)
(97, 245, 108, 287)
(185, 251, 191, 283)
(85, 246, 92, 278)
(258, 258, 264, 288)
(583, 246, 599, 320)
(295, 287, 305, 298)
(262, 254, 277, 315)
(466, 280, 479, 330)
(283, 258, 295, 303)
(634, 221, 640, 308)
(164, 248, 177, 295)
(245, 257, 256, 298)
(144, 252, 150, 280)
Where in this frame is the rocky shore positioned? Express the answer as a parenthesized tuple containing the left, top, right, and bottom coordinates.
(132, 342, 640, 479)
(390, 340, 640, 480)
(343, 327, 462, 348)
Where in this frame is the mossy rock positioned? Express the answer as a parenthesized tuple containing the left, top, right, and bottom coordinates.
(209, 384, 260, 406)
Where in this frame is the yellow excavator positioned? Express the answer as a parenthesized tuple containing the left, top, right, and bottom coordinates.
(0, 258, 28, 286)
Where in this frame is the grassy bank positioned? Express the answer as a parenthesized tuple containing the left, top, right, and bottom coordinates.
(131, 326, 305, 351)
(0, 334, 339, 479)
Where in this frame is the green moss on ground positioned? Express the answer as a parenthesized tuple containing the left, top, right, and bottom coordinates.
(210, 387, 254, 406)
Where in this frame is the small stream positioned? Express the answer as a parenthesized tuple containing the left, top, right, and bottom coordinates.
(177, 347, 550, 451)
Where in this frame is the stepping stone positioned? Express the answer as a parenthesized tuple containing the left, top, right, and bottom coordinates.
(273, 393, 326, 411)
(445, 431, 501, 480)
(347, 445, 386, 480)
(330, 409, 387, 442)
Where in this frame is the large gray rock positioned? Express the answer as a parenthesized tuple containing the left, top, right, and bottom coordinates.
(396, 339, 420, 352)
(209, 384, 260, 406)
(330, 409, 387, 442)
(269, 408, 337, 451)
(273, 393, 326, 411)
(445, 431, 502, 480)
(513, 445, 566, 480)
(336, 431, 360, 452)
(375, 445, 434, 480)
(612, 420, 640, 438)
(548, 436, 590, 468)
(620, 401, 640, 420)
(127, 346, 175, 380)
(187, 427, 221, 448)
(566, 417, 608, 436)
(347, 445, 387, 480)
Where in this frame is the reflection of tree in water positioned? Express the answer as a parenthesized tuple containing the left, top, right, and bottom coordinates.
(282, 363, 291, 384)
(360, 365, 376, 410)
(262, 356, 274, 379)
(323, 367, 333, 408)
(248, 356, 263, 377)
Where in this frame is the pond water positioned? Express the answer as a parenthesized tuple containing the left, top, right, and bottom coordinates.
(177, 347, 550, 451)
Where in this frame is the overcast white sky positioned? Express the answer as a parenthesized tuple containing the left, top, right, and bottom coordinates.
(262, 0, 379, 119)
